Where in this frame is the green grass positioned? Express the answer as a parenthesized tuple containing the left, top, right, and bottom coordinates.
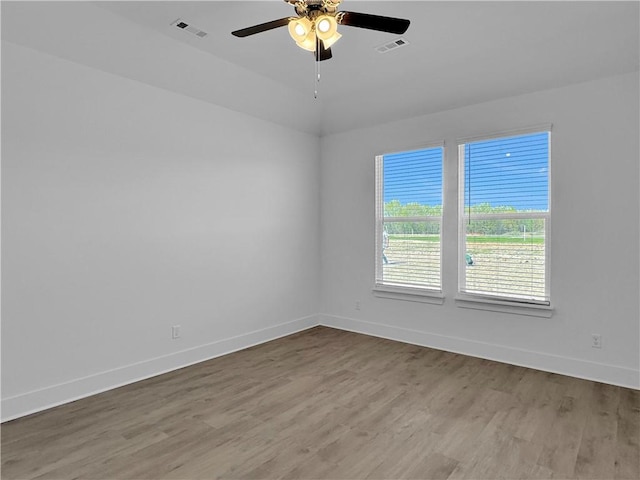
(389, 235, 440, 242)
(466, 235, 544, 244)
(389, 235, 544, 244)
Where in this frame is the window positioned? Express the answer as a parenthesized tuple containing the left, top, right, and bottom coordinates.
(375, 145, 443, 293)
(458, 129, 550, 305)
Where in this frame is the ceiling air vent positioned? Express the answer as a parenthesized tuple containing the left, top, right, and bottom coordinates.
(375, 38, 409, 54)
(171, 18, 208, 38)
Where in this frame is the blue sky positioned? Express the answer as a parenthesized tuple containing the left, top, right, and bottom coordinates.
(383, 132, 549, 211)
(383, 147, 443, 206)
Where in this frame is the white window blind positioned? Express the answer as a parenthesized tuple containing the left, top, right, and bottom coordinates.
(458, 130, 550, 304)
(375, 145, 443, 291)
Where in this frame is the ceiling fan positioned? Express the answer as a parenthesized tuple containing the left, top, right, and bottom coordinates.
(231, 0, 410, 61)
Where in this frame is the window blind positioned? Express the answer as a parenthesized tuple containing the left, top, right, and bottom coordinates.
(459, 131, 550, 304)
(375, 145, 443, 291)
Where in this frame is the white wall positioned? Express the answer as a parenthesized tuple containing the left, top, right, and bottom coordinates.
(2, 43, 638, 424)
(320, 72, 640, 389)
(1, 42, 321, 420)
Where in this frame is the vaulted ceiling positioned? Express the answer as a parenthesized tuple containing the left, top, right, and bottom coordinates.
(3, 1, 639, 136)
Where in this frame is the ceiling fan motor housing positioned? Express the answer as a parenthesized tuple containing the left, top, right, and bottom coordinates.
(289, 0, 341, 18)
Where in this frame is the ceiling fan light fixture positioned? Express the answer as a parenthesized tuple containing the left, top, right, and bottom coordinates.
(314, 14, 341, 49)
(317, 17, 332, 34)
(315, 15, 337, 39)
(296, 33, 318, 52)
(321, 31, 341, 49)
(288, 16, 313, 42)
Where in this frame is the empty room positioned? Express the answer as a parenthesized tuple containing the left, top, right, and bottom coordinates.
(1, 1, 639, 479)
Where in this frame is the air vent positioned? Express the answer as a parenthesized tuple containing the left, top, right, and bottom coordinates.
(375, 37, 409, 54)
(171, 18, 208, 38)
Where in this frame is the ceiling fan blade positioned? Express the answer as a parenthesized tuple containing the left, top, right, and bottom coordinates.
(315, 44, 333, 61)
(232, 17, 291, 37)
(338, 11, 410, 35)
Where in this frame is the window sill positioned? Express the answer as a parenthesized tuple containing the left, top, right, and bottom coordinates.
(373, 285, 444, 304)
(455, 294, 553, 318)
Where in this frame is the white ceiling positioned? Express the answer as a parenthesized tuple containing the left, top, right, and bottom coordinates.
(3, 1, 639, 136)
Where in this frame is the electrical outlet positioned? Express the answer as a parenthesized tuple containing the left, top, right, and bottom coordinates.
(172, 325, 181, 339)
(591, 334, 602, 349)
(355, 300, 361, 310)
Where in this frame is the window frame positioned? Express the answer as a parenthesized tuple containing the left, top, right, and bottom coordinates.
(456, 125, 552, 309)
(374, 142, 445, 301)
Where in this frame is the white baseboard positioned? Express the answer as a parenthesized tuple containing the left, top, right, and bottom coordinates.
(1, 315, 320, 422)
(319, 314, 640, 390)
(5, 313, 637, 422)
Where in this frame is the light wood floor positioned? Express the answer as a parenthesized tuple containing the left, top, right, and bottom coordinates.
(2, 326, 639, 479)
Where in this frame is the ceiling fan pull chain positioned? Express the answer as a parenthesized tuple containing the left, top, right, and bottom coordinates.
(317, 38, 321, 82)
(314, 36, 320, 99)
(314, 58, 318, 98)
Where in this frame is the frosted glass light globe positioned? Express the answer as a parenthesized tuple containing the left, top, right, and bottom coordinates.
(317, 18, 331, 33)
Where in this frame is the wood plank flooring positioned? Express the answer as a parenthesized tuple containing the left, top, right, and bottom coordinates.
(2, 326, 639, 479)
